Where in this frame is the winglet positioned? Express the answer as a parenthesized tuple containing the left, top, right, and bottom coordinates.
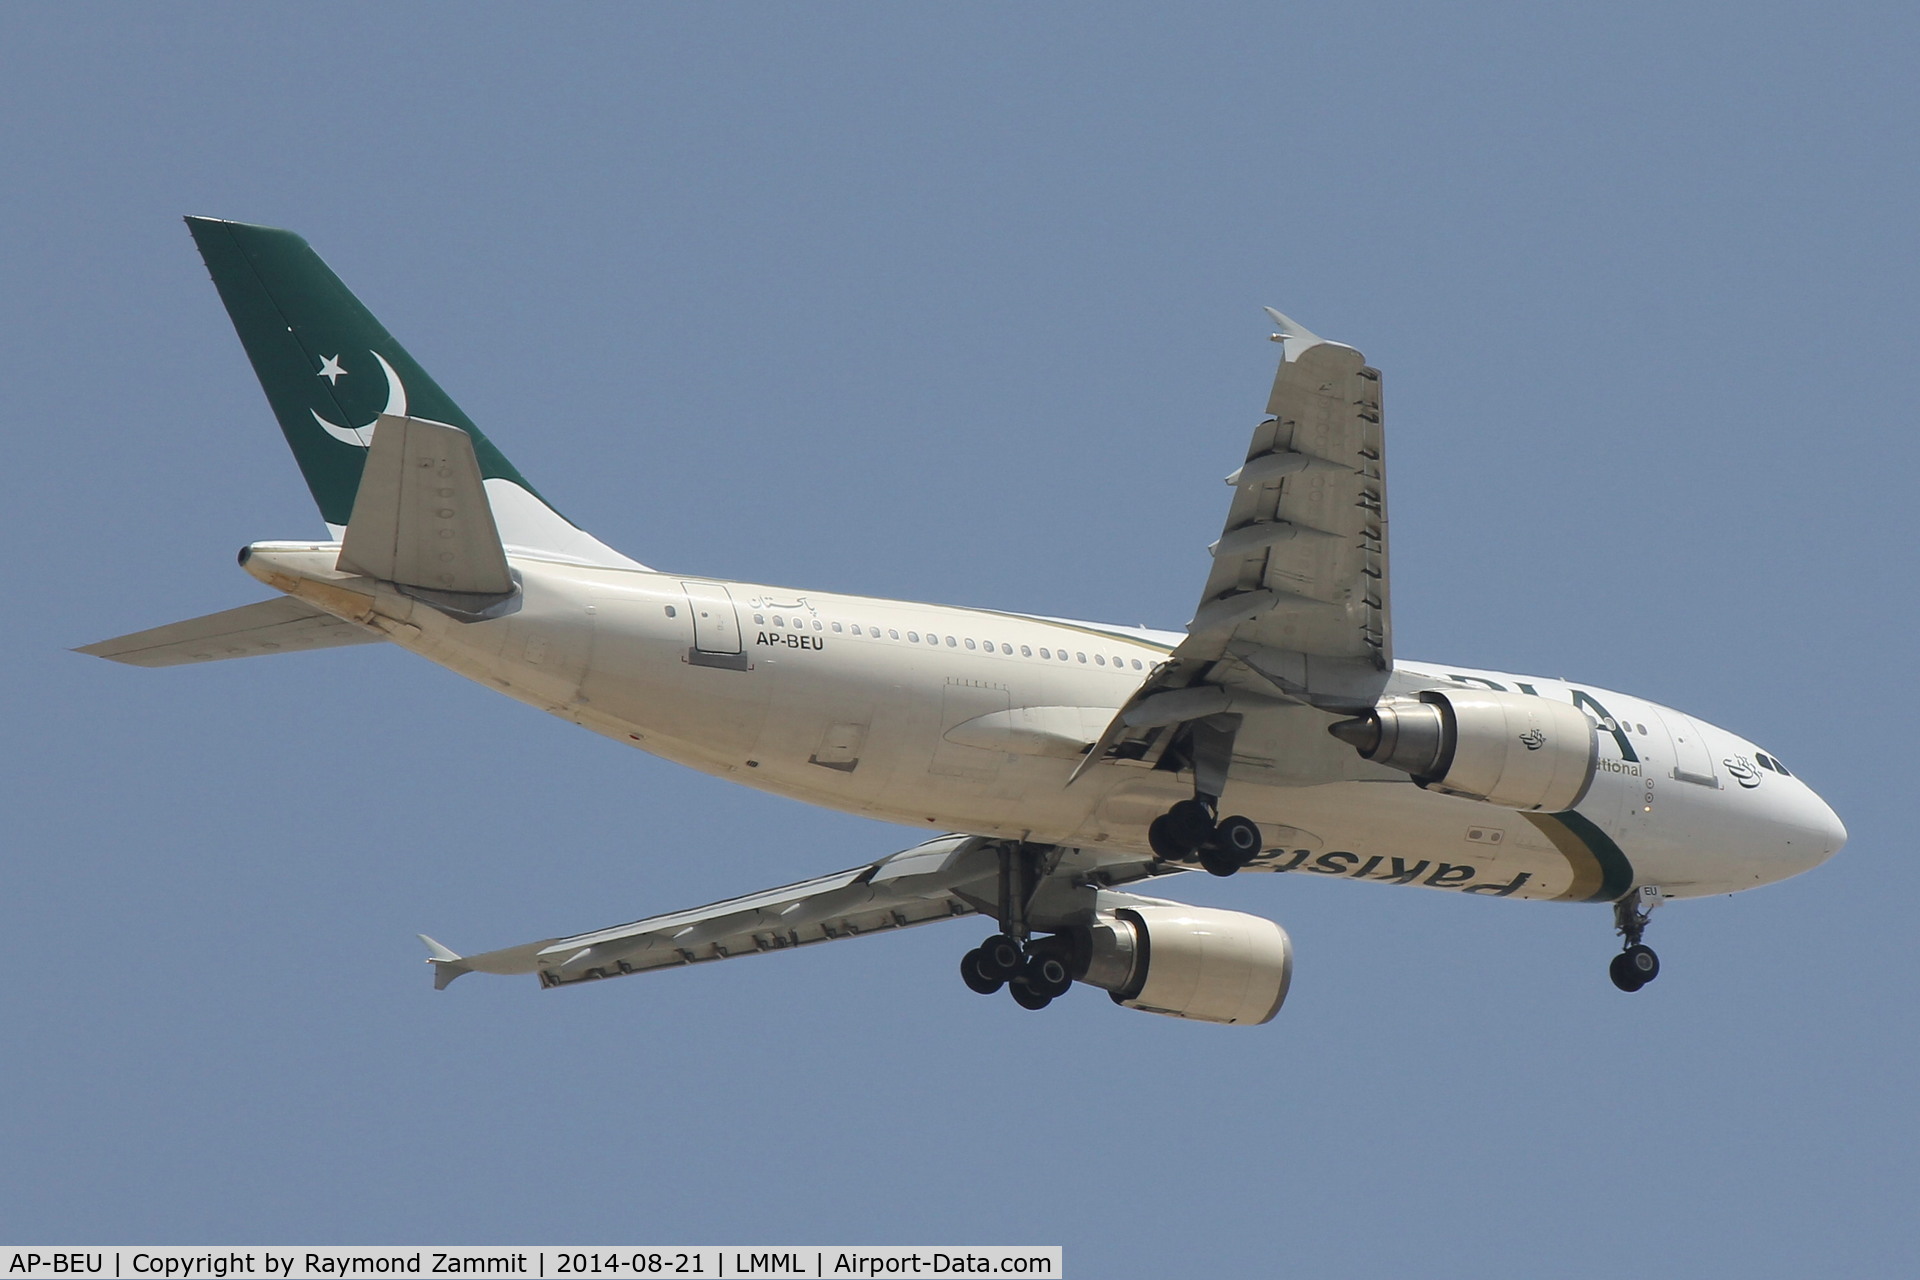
(1263, 306, 1324, 347)
(418, 934, 472, 990)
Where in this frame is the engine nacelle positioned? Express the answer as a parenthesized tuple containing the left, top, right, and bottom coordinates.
(1329, 688, 1597, 812)
(1071, 904, 1293, 1026)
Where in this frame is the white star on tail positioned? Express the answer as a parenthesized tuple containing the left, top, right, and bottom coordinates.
(316, 354, 347, 385)
(311, 351, 407, 447)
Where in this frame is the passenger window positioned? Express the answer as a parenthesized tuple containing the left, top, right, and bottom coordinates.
(1021, 645, 1033, 657)
(832, 622, 843, 632)
(753, 614, 766, 625)
(888, 629, 899, 640)
(664, 605, 677, 618)
(1039, 648, 1051, 659)
(1131, 659, 1143, 670)
(1077, 652, 1087, 663)
(946, 636, 957, 647)
(1636, 724, 1648, 735)
(965, 638, 977, 650)
(813, 620, 823, 630)
(908, 631, 920, 642)
(1095, 654, 1106, 665)
(849, 624, 861, 635)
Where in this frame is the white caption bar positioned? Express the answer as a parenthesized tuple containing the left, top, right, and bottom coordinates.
(2, 1250, 1062, 1280)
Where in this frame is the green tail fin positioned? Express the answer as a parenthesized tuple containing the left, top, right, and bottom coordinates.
(187, 216, 545, 530)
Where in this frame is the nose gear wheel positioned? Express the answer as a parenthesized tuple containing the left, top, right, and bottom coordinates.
(1609, 887, 1664, 992)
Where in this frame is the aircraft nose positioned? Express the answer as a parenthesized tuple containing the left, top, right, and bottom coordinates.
(1796, 788, 1848, 867)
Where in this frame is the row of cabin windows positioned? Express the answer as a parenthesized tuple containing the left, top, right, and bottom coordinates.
(1577, 714, 1795, 776)
(749, 612, 1147, 670)
(1599, 718, 1795, 779)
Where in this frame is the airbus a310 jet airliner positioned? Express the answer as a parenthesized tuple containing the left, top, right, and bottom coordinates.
(81, 218, 1847, 1024)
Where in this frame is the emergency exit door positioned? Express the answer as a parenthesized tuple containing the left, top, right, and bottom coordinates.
(682, 581, 749, 670)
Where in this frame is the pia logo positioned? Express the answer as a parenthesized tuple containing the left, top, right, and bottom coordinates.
(1518, 728, 1546, 751)
(1724, 757, 1761, 789)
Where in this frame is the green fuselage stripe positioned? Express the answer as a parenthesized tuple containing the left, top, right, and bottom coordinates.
(1523, 810, 1636, 903)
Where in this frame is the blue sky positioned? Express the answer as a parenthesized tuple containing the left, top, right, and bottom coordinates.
(3, 4, 1915, 1274)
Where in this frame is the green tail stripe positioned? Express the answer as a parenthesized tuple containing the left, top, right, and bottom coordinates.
(186, 217, 548, 528)
(1523, 810, 1637, 903)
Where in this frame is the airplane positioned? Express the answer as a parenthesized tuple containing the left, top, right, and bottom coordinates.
(78, 217, 1848, 1025)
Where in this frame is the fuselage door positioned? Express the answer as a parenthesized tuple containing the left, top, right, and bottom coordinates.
(1653, 706, 1720, 788)
(682, 581, 747, 668)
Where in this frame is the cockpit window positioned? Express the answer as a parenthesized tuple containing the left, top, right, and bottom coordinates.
(1757, 751, 1793, 777)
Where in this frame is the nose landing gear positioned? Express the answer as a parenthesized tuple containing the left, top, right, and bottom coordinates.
(1610, 886, 1664, 992)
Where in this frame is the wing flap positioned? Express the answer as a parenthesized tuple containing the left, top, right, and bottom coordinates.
(76, 597, 383, 667)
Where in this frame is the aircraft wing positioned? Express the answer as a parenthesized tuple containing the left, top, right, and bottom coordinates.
(421, 835, 1174, 990)
(1182, 309, 1389, 683)
(76, 597, 383, 667)
(1073, 310, 1391, 781)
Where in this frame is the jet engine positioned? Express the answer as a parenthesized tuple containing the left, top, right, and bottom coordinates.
(1070, 904, 1293, 1025)
(1328, 689, 1597, 812)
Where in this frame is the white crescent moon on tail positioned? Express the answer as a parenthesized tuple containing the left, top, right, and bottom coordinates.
(311, 352, 408, 447)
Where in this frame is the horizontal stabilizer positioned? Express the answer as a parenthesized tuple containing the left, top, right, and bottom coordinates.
(338, 414, 513, 597)
(418, 935, 472, 990)
(76, 597, 382, 667)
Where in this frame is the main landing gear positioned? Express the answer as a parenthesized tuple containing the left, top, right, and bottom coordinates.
(1609, 885, 1664, 992)
(961, 936, 1073, 1008)
(1148, 799, 1262, 876)
(1143, 714, 1263, 877)
(958, 843, 1077, 1011)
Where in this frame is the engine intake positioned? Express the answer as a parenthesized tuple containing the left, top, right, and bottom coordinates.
(1071, 905, 1293, 1026)
(1329, 688, 1598, 812)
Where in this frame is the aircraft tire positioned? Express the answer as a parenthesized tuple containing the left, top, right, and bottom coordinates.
(961, 949, 1004, 995)
(1166, 798, 1216, 845)
(1215, 815, 1262, 863)
(976, 933, 1023, 981)
(1009, 980, 1053, 1011)
(1623, 944, 1660, 983)
(1149, 814, 1195, 861)
(1199, 844, 1242, 877)
(1609, 952, 1647, 992)
(1020, 953, 1072, 999)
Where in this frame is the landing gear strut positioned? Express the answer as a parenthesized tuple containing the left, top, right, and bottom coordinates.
(1609, 886, 1663, 992)
(958, 843, 1075, 1010)
(1146, 715, 1264, 876)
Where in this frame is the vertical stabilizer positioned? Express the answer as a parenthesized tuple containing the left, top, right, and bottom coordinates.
(186, 217, 643, 569)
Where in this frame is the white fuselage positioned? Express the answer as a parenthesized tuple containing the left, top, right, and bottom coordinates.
(243, 544, 1847, 906)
